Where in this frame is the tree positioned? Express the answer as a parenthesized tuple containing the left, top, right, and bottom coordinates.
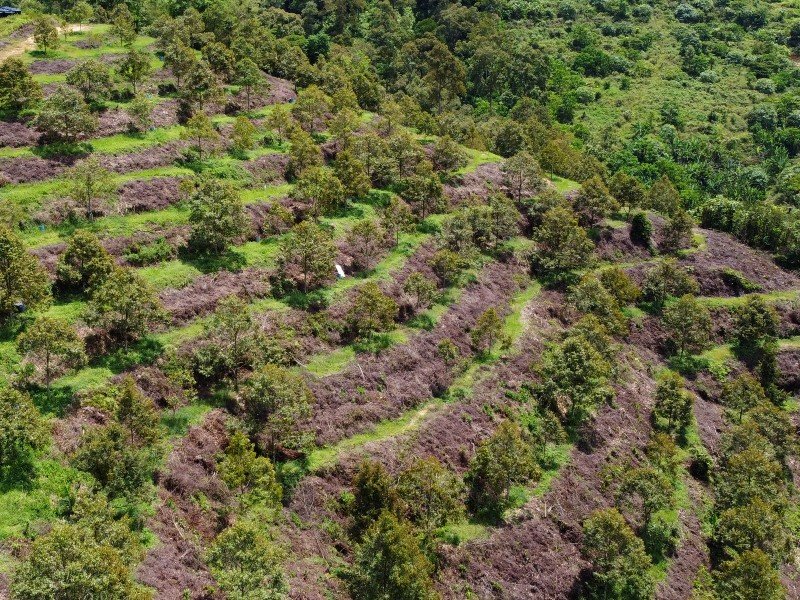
(381, 197, 414, 246)
(582, 508, 656, 600)
(0, 227, 51, 323)
(569, 274, 627, 335)
(116, 49, 153, 95)
(109, 4, 137, 46)
(647, 175, 682, 216)
(65, 157, 117, 221)
(574, 175, 618, 226)
(201, 296, 258, 389)
(661, 208, 694, 254)
(83, 268, 164, 346)
(346, 219, 385, 272)
(72, 423, 154, 500)
(0, 388, 47, 477)
(33, 14, 59, 55)
(431, 135, 467, 174)
(346, 282, 398, 339)
(400, 161, 443, 219)
(182, 111, 221, 162)
(731, 296, 779, 363)
(34, 86, 98, 143)
(653, 371, 693, 433)
(504, 151, 542, 202)
(537, 334, 613, 425)
(466, 421, 539, 518)
(291, 84, 330, 132)
(265, 104, 293, 144)
(470, 307, 504, 354)
(349, 461, 401, 539)
(0, 58, 42, 118)
(334, 147, 371, 199)
(278, 221, 336, 292)
(662, 294, 712, 358)
(714, 498, 790, 564)
(721, 373, 768, 423)
(287, 127, 322, 178)
(230, 116, 257, 157)
(403, 272, 437, 311)
(234, 58, 266, 110)
(206, 520, 288, 600)
(55, 230, 115, 295)
(343, 512, 438, 600)
(616, 466, 675, 527)
(609, 172, 646, 214)
(202, 41, 236, 82)
(532, 206, 594, 279)
(180, 59, 222, 112)
(714, 550, 785, 600)
(424, 39, 466, 112)
(65, 60, 113, 107)
(125, 94, 154, 132)
(11, 510, 148, 599)
(599, 267, 640, 305)
(67, 1, 94, 31)
(116, 376, 160, 447)
(397, 457, 464, 533)
(241, 364, 313, 460)
(163, 42, 196, 89)
(217, 430, 282, 509)
(17, 316, 85, 395)
(186, 177, 248, 254)
(290, 166, 346, 219)
(642, 259, 699, 310)
(715, 447, 784, 512)
(630, 211, 653, 247)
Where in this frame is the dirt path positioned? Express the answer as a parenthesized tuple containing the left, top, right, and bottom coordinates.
(0, 24, 82, 62)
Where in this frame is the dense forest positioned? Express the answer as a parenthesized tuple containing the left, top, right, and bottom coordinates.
(0, 0, 800, 597)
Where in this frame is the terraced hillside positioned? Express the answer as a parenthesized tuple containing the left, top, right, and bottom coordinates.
(1, 5, 800, 600)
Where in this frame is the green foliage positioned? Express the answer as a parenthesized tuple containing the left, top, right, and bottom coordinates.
(466, 421, 540, 519)
(721, 373, 768, 423)
(230, 116, 258, 157)
(0, 227, 51, 323)
(582, 508, 656, 600)
(662, 294, 712, 358)
(574, 175, 618, 226)
(186, 176, 248, 253)
(396, 457, 464, 532)
(182, 111, 221, 162)
(403, 272, 438, 311)
(630, 211, 653, 247)
(66, 60, 113, 108)
(65, 157, 117, 220)
(56, 230, 115, 295)
(641, 259, 698, 311)
(346, 282, 399, 339)
(0, 387, 47, 480)
(206, 520, 288, 600)
(731, 296, 779, 363)
(532, 206, 594, 280)
(652, 371, 692, 434)
(713, 550, 785, 600)
(17, 316, 85, 392)
(241, 364, 313, 460)
(116, 49, 153, 95)
(32, 13, 59, 54)
(349, 460, 401, 539)
(291, 166, 346, 219)
(83, 268, 164, 346)
(599, 267, 640, 305)
(342, 511, 438, 600)
(34, 86, 98, 143)
(217, 431, 282, 511)
(277, 220, 336, 292)
(503, 151, 542, 202)
(470, 307, 504, 353)
(0, 58, 42, 119)
(11, 488, 150, 600)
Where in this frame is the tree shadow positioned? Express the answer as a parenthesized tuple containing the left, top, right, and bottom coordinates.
(30, 384, 75, 417)
(94, 337, 165, 374)
(177, 247, 247, 274)
(0, 458, 37, 493)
